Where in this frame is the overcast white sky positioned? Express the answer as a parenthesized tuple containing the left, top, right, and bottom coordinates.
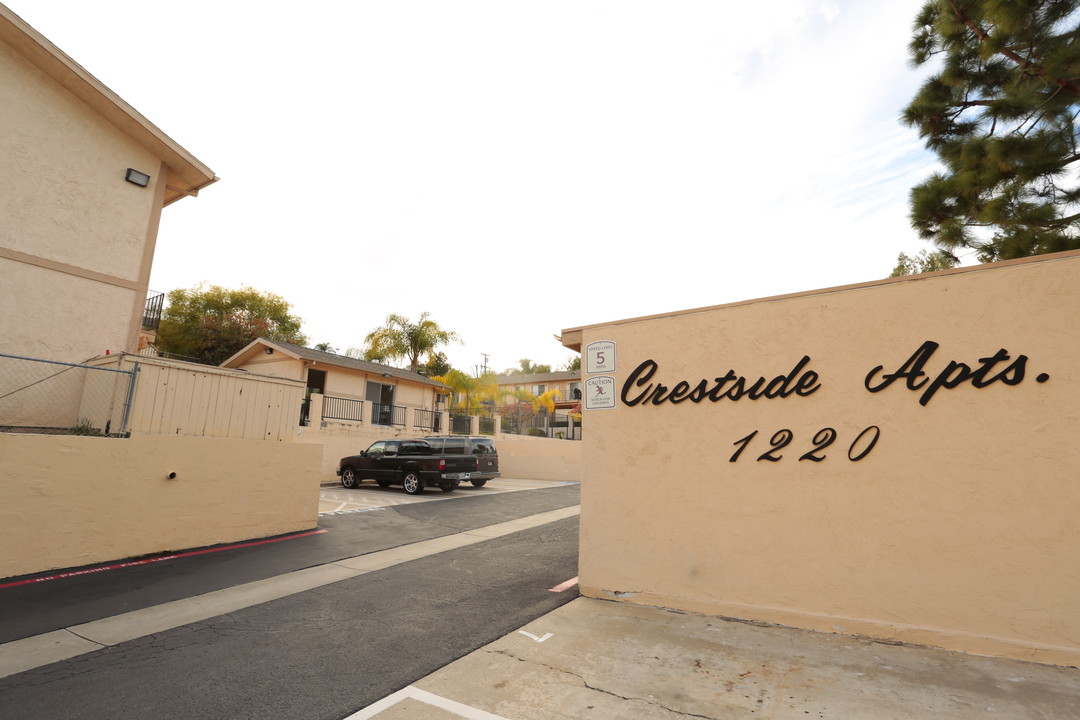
(12, 0, 949, 374)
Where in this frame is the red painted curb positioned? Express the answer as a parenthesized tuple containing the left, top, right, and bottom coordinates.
(0, 529, 328, 590)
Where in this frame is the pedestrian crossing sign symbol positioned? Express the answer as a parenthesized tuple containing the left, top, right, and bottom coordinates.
(585, 376, 616, 410)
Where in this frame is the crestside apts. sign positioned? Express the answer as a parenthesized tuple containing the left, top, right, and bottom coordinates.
(615, 339, 1049, 464)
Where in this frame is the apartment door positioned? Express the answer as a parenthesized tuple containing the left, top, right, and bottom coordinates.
(366, 381, 395, 425)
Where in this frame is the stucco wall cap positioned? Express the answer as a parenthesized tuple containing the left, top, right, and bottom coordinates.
(560, 249, 1080, 352)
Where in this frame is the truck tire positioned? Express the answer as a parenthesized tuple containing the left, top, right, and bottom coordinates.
(470, 479, 488, 487)
(341, 467, 359, 489)
(376, 478, 392, 488)
(402, 471, 424, 495)
(439, 480, 460, 492)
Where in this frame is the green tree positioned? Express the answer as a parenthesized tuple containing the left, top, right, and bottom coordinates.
(155, 284, 306, 365)
(419, 351, 452, 378)
(561, 356, 581, 372)
(902, 0, 1080, 262)
(362, 312, 460, 373)
(501, 358, 552, 375)
(889, 248, 960, 277)
(313, 342, 337, 353)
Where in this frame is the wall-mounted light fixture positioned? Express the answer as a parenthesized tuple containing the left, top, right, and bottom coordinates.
(125, 168, 151, 187)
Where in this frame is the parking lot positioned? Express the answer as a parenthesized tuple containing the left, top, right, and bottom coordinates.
(318, 477, 577, 515)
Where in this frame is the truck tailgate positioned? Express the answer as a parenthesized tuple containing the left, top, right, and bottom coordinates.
(440, 455, 478, 478)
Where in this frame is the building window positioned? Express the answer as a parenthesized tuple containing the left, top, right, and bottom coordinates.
(307, 369, 326, 394)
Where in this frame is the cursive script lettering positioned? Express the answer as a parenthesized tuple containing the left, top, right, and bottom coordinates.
(621, 357, 821, 407)
(864, 340, 1032, 406)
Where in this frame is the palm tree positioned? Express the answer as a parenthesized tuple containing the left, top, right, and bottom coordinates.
(433, 369, 499, 414)
(363, 312, 460, 373)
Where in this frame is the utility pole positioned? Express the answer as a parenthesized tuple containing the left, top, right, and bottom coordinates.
(481, 353, 489, 375)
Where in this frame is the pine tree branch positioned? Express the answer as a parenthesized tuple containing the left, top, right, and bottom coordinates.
(1026, 211, 1080, 227)
(1018, 84, 1067, 137)
(948, 1, 1080, 96)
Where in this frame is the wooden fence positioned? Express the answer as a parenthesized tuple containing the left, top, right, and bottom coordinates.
(90, 354, 305, 441)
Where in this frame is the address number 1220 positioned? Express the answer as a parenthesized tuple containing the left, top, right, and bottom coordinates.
(729, 426, 881, 463)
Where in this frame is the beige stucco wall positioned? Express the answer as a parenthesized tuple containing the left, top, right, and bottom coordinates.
(325, 366, 368, 398)
(569, 252, 1080, 666)
(0, 433, 322, 579)
(0, 36, 161, 276)
(0, 33, 164, 362)
(0, 259, 140, 363)
(395, 381, 428, 409)
(496, 435, 582, 483)
(236, 355, 307, 383)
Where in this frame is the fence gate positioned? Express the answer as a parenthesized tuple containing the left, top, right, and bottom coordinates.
(0, 353, 137, 437)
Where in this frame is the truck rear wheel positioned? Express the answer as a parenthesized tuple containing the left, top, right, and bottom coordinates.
(341, 467, 359, 489)
(402, 471, 424, 495)
(439, 480, 460, 492)
(470, 479, 488, 487)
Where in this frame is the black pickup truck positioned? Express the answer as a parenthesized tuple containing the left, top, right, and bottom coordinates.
(423, 435, 500, 487)
(336, 438, 479, 494)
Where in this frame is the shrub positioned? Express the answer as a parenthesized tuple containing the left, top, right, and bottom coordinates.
(71, 418, 101, 436)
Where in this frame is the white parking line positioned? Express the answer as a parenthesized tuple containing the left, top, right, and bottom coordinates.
(345, 686, 512, 720)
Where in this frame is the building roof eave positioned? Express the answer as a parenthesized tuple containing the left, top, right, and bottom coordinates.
(224, 338, 451, 390)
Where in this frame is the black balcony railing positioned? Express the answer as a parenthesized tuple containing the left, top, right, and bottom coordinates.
(324, 396, 364, 422)
(450, 413, 471, 434)
(413, 408, 440, 431)
(371, 403, 406, 427)
(142, 291, 164, 332)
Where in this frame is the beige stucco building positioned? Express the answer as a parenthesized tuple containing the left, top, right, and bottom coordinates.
(222, 338, 451, 429)
(563, 250, 1080, 666)
(497, 370, 582, 411)
(0, 4, 216, 363)
(0, 6, 319, 582)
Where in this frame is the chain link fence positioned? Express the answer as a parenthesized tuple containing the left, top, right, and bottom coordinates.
(0, 353, 137, 437)
(475, 405, 582, 440)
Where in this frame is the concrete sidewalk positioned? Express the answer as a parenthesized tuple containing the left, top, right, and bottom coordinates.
(353, 597, 1080, 720)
